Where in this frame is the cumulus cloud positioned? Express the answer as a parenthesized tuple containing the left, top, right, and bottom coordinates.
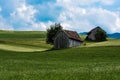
(11, 3, 36, 22)
(100, 0, 115, 5)
(0, 16, 13, 30)
(88, 8, 120, 33)
(9, 0, 56, 31)
(0, 0, 119, 33)
(56, 0, 120, 33)
(10, 2, 37, 30)
(0, 0, 54, 31)
(57, 0, 115, 6)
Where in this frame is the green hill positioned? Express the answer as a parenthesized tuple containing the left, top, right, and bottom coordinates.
(0, 30, 46, 38)
(0, 31, 52, 52)
(0, 31, 120, 80)
(83, 39, 120, 47)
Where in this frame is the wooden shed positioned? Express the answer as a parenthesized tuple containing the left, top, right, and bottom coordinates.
(54, 30, 83, 49)
(85, 26, 107, 41)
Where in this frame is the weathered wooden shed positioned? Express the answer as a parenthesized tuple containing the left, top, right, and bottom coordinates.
(85, 26, 107, 41)
(54, 30, 83, 49)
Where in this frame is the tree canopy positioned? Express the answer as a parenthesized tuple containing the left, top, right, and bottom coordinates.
(95, 28, 107, 41)
(46, 23, 62, 44)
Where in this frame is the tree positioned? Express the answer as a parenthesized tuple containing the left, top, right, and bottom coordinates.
(95, 28, 107, 41)
(46, 23, 62, 44)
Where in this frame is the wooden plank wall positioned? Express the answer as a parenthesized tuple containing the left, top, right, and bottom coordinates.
(69, 39, 80, 47)
(54, 31, 69, 49)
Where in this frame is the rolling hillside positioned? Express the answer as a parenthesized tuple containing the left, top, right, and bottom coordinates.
(0, 30, 120, 51)
(0, 30, 46, 38)
(0, 30, 119, 52)
(0, 31, 120, 80)
(83, 39, 120, 47)
(0, 31, 52, 52)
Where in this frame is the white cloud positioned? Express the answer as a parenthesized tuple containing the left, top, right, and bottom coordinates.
(9, 1, 50, 31)
(26, 21, 54, 31)
(114, 17, 120, 32)
(86, 8, 120, 33)
(10, 2, 37, 23)
(100, 0, 115, 5)
(0, 16, 13, 30)
(0, 0, 119, 33)
(57, 2, 120, 33)
(57, 0, 115, 6)
(27, 0, 118, 33)
(0, 0, 55, 31)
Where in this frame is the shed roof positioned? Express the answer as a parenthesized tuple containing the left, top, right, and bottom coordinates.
(64, 30, 82, 42)
(88, 26, 103, 35)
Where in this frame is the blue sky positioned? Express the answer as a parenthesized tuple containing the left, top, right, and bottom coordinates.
(0, 0, 120, 33)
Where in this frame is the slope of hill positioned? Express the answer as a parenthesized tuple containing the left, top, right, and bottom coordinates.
(0, 31, 120, 52)
(0, 31, 52, 52)
(0, 30, 46, 38)
(84, 39, 120, 47)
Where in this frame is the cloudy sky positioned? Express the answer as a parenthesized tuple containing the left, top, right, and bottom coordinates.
(0, 0, 120, 33)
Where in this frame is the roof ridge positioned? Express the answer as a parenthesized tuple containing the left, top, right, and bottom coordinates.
(64, 29, 76, 32)
(63, 30, 82, 42)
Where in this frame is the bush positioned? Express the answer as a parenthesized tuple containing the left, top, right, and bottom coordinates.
(95, 29, 107, 41)
(46, 23, 62, 44)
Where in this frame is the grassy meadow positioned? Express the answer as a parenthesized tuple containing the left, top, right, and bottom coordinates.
(0, 31, 52, 52)
(0, 30, 120, 80)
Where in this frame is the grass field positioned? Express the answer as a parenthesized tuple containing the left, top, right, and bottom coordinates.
(0, 30, 46, 38)
(82, 39, 120, 47)
(0, 31, 52, 52)
(0, 31, 120, 80)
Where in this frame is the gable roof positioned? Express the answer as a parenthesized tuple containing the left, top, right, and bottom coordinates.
(88, 26, 105, 35)
(64, 30, 82, 42)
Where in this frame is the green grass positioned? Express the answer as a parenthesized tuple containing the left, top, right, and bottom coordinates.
(0, 30, 46, 38)
(0, 31, 52, 52)
(0, 31, 120, 80)
(89, 39, 120, 47)
(82, 39, 120, 47)
(0, 47, 120, 80)
(0, 38, 52, 52)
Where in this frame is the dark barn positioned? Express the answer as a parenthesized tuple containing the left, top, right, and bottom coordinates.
(54, 30, 83, 49)
(85, 26, 107, 41)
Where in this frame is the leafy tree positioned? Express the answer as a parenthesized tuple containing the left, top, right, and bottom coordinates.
(95, 28, 107, 41)
(46, 23, 62, 44)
